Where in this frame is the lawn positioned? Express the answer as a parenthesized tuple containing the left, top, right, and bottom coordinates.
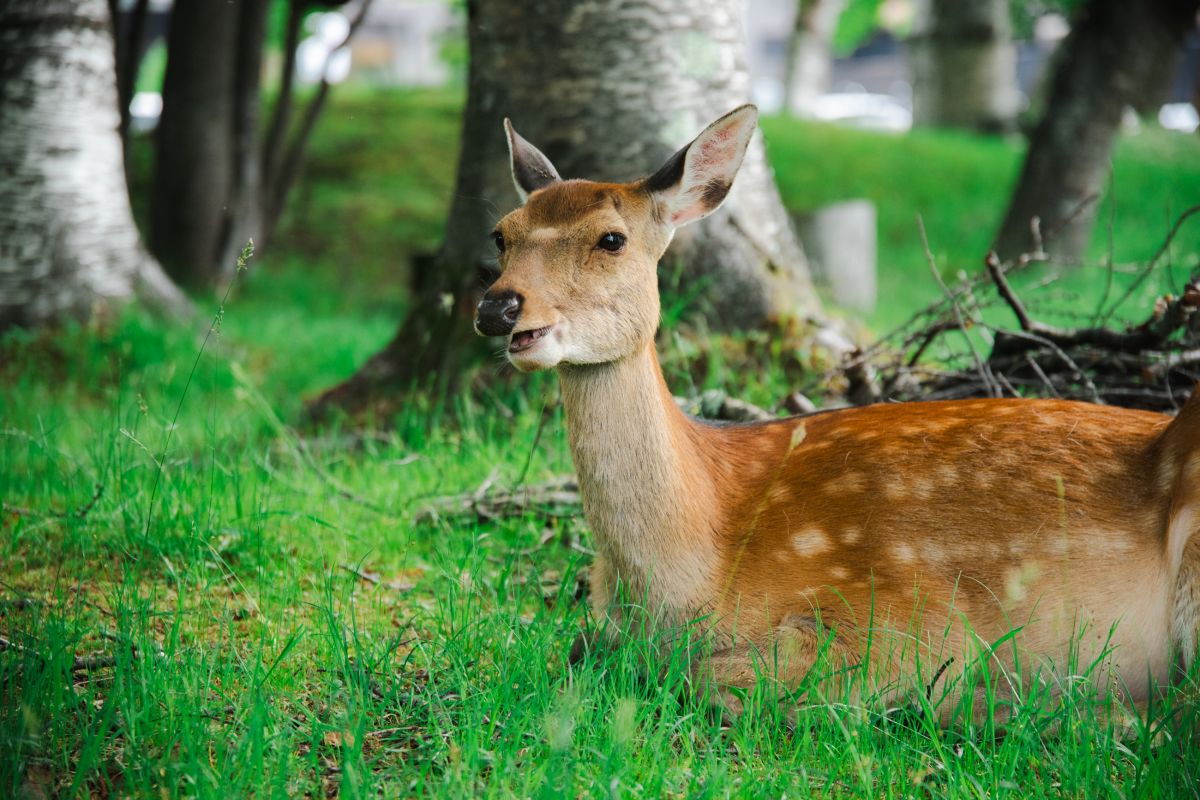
(3, 90, 1200, 797)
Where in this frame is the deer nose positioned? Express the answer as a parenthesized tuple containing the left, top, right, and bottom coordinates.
(475, 290, 523, 336)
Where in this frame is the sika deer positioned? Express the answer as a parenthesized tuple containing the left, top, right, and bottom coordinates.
(474, 106, 1200, 720)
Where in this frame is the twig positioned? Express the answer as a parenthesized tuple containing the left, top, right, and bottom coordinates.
(415, 476, 582, 523)
(338, 564, 414, 592)
(1, 636, 122, 672)
(989, 328, 1103, 404)
(68, 483, 104, 519)
(265, 0, 375, 234)
(1023, 354, 1060, 398)
(918, 215, 999, 397)
(1101, 203, 1200, 323)
(985, 251, 1034, 332)
(143, 242, 253, 542)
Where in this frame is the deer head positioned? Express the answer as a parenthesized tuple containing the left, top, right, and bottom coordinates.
(474, 106, 759, 371)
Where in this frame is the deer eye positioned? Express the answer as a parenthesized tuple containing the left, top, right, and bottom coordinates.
(596, 232, 626, 253)
(492, 231, 506, 253)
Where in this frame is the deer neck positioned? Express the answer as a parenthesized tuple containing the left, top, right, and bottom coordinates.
(558, 340, 721, 609)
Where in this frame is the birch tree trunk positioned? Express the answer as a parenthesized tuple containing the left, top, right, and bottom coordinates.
(0, 0, 188, 332)
(312, 0, 824, 415)
(993, 0, 1199, 262)
(910, 0, 1019, 132)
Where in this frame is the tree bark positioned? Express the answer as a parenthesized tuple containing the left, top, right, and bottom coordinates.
(110, 0, 148, 149)
(910, 0, 1019, 133)
(218, 0, 270, 271)
(311, 0, 824, 416)
(0, 0, 188, 331)
(150, 0, 238, 288)
(783, 0, 847, 116)
(993, 0, 1199, 262)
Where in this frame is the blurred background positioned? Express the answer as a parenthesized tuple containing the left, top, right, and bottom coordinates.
(3, 0, 1199, 416)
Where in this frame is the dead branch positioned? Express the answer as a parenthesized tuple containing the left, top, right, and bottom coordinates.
(414, 477, 582, 524)
(1, 635, 120, 672)
(338, 564, 415, 592)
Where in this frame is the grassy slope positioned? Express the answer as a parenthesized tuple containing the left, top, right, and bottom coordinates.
(3, 91, 1200, 797)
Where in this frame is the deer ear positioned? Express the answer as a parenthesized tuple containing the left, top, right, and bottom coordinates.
(504, 118, 562, 202)
(643, 104, 758, 228)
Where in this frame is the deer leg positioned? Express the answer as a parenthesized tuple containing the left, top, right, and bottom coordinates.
(1172, 536, 1200, 673)
(692, 614, 856, 719)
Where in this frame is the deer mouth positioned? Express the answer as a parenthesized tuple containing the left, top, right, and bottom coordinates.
(509, 325, 552, 353)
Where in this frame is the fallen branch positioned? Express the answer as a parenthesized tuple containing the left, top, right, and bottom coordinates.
(1, 635, 119, 672)
(414, 476, 581, 523)
(338, 564, 415, 592)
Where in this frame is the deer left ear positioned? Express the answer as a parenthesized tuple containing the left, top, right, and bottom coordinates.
(504, 118, 562, 203)
(642, 104, 758, 228)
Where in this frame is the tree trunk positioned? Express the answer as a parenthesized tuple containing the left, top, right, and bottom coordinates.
(311, 0, 824, 416)
(218, 0, 270, 270)
(110, 0, 149, 150)
(993, 0, 1199, 262)
(150, 0, 238, 288)
(910, 0, 1019, 132)
(783, 0, 847, 116)
(0, 0, 188, 331)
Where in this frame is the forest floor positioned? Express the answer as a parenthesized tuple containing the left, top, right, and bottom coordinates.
(3, 89, 1200, 797)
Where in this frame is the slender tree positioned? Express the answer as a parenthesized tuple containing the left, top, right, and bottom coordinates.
(0, 0, 188, 331)
(994, 0, 1200, 261)
(312, 0, 825, 415)
(783, 0, 847, 116)
(909, 0, 1020, 132)
(150, 0, 366, 288)
(150, 0, 241, 287)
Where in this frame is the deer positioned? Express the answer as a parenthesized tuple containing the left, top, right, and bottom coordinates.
(473, 105, 1200, 722)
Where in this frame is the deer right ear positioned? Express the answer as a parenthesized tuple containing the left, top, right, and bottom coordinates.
(504, 119, 562, 203)
(643, 105, 758, 228)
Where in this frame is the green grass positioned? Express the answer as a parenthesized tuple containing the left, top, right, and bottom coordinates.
(5, 299, 1200, 797)
(4, 90, 1200, 796)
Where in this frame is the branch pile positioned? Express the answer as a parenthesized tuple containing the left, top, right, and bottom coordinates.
(834, 208, 1200, 413)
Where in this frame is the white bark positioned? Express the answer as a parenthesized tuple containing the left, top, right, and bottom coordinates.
(0, 0, 187, 330)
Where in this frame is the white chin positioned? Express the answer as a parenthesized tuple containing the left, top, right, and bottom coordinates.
(508, 339, 563, 372)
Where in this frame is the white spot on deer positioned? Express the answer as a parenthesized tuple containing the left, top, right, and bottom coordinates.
(1004, 562, 1041, 602)
(840, 471, 867, 493)
(936, 464, 959, 487)
(910, 480, 934, 501)
(792, 528, 831, 556)
(893, 541, 917, 564)
(841, 526, 862, 545)
(829, 565, 850, 581)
